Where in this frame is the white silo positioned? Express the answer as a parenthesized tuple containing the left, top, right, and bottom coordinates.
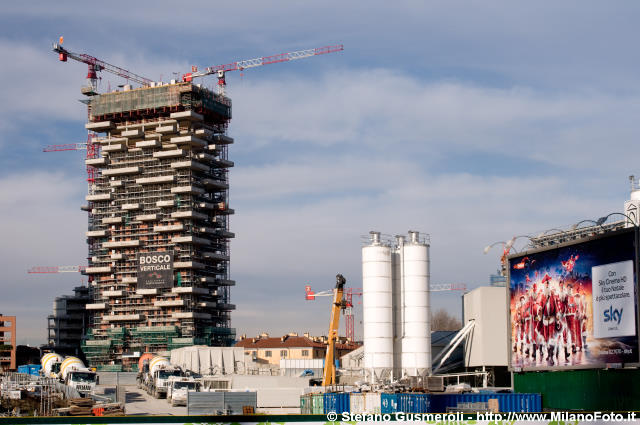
(400, 230, 431, 377)
(391, 235, 404, 380)
(362, 231, 393, 383)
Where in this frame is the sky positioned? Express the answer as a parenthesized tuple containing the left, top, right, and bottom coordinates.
(1, 1, 640, 345)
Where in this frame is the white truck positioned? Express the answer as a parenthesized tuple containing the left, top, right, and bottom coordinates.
(166, 376, 200, 406)
(60, 356, 97, 396)
(138, 356, 184, 399)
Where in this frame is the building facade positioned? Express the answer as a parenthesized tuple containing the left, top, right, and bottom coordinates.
(46, 286, 90, 358)
(235, 333, 360, 365)
(0, 315, 16, 370)
(80, 82, 235, 369)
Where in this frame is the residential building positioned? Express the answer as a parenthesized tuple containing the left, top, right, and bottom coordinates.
(80, 82, 235, 369)
(0, 315, 16, 370)
(235, 333, 360, 365)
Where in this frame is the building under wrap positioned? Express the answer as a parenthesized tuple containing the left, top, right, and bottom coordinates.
(80, 82, 235, 369)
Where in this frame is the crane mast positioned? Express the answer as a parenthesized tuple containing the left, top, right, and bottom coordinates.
(322, 274, 347, 387)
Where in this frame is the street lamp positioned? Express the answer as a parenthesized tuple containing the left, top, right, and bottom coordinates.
(483, 235, 534, 277)
(571, 219, 600, 230)
(596, 212, 637, 227)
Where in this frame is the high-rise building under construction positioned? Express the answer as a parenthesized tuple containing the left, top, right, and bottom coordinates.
(80, 82, 235, 369)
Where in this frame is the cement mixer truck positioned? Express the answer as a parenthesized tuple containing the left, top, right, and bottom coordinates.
(60, 356, 97, 395)
(137, 355, 184, 398)
(41, 353, 64, 378)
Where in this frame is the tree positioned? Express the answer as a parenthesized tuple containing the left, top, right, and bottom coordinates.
(431, 309, 461, 331)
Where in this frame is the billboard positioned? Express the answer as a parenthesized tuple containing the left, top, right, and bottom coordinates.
(137, 251, 174, 289)
(508, 228, 639, 370)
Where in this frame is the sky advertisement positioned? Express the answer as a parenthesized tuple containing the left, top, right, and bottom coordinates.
(509, 229, 639, 370)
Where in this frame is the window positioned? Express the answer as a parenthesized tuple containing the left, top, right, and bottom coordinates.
(265, 351, 272, 357)
(302, 350, 309, 357)
(280, 350, 287, 358)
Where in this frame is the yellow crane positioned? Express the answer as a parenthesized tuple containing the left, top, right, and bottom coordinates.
(322, 274, 347, 386)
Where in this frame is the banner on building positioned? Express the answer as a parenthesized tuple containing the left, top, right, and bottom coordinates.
(137, 251, 174, 289)
(508, 228, 639, 371)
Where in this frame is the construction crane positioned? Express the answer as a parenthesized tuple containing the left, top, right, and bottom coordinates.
(305, 282, 466, 341)
(322, 274, 347, 387)
(52, 37, 152, 95)
(27, 266, 86, 274)
(50, 38, 153, 189)
(305, 285, 362, 341)
(182, 44, 344, 96)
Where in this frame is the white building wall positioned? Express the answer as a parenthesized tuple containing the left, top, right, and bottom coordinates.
(463, 286, 508, 367)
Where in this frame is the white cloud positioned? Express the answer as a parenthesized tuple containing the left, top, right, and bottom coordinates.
(230, 69, 640, 172)
(0, 171, 87, 344)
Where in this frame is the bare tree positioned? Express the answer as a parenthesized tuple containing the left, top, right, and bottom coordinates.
(431, 309, 462, 331)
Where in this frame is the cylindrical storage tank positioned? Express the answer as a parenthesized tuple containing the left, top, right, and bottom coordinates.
(401, 231, 431, 377)
(362, 231, 393, 383)
(41, 353, 63, 378)
(138, 353, 154, 372)
(392, 236, 404, 380)
(60, 356, 85, 381)
(149, 356, 170, 374)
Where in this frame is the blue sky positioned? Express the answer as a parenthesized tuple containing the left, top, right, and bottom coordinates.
(1, 1, 640, 345)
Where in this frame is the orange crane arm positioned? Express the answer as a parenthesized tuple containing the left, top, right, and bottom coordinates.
(322, 274, 346, 386)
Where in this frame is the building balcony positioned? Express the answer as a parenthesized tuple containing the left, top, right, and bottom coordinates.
(103, 240, 140, 248)
(135, 140, 161, 148)
(85, 266, 112, 274)
(153, 149, 184, 159)
(136, 175, 175, 185)
(85, 121, 114, 132)
(170, 135, 207, 148)
(102, 166, 141, 176)
(86, 193, 113, 202)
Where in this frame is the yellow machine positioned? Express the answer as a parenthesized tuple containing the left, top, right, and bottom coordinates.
(322, 274, 347, 386)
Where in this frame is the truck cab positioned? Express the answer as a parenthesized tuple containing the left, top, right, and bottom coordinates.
(151, 368, 183, 398)
(166, 377, 200, 406)
(66, 370, 97, 395)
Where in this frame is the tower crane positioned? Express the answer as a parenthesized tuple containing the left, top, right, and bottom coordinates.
(322, 274, 347, 387)
(52, 38, 152, 95)
(182, 44, 344, 96)
(28, 266, 86, 274)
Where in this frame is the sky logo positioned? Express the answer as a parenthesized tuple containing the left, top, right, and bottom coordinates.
(603, 306, 623, 325)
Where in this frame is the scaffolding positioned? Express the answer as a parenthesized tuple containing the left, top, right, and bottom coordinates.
(82, 82, 236, 368)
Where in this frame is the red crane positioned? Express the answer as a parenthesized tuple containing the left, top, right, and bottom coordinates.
(182, 44, 344, 95)
(305, 284, 362, 341)
(53, 37, 152, 94)
(50, 38, 154, 188)
(28, 266, 86, 274)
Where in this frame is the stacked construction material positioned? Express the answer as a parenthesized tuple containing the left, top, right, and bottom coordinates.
(68, 398, 94, 416)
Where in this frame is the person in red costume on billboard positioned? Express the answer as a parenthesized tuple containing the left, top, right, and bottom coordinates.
(561, 254, 579, 275)
(566, 283, 580, 353)
(541, 274, 557, 361)
(522, 290, 533, 357)
(513, 297, 522, 352)
(554, 278, 570, 360)
(533, 280, 546, 360)
(575, 287, 586, 351)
